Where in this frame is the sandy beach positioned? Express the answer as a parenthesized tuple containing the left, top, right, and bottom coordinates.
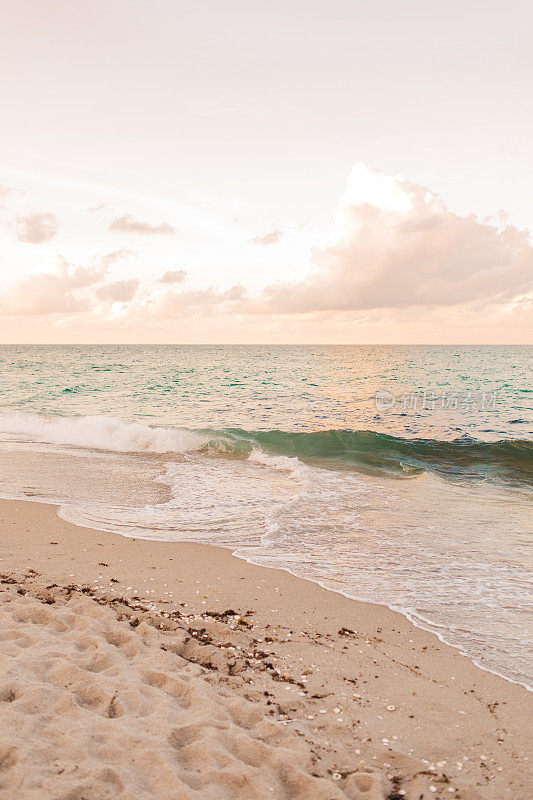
(0, 498, 530, 799)
(2, 0, 532, 795)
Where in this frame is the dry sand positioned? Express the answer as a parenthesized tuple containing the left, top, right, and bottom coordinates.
(0, 498, 531, 800)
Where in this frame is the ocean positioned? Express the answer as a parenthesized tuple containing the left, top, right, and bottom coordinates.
(0, 344, 531, 687)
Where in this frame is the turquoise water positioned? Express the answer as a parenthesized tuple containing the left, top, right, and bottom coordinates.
(0, 345, 531, 686)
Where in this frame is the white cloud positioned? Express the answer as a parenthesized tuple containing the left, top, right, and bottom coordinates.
(0, 164, 531, 345)
(15, 212, 59, 244)
(0, 257, 106, 316)
(101, 248, 137, 267)
(0, 185, 15, 207)
(261, 163, 533, 312)
(109, 214, 175, 236)
(248, 229, 283, 246)
(152, 284, 246, 318)
(95, 279, 139, 303)
(158, 269, 187, 284)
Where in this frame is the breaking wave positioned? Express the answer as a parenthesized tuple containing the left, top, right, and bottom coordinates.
(0, 413, 207, 454)
(0, 413, 530, 487)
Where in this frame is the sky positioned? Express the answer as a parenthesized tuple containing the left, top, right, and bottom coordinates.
(0, 0, 531, 343)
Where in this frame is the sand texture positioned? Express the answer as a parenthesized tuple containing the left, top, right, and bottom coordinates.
(0, 499, 531, 799)
(1, 585, 382, 800)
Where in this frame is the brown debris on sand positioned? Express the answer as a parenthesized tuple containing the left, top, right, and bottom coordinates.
(0, 577, 390, 800)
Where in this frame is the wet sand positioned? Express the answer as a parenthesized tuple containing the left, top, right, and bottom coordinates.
(0, 498, 531, 799)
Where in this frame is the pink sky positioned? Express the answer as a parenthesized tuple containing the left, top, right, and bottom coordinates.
(0, 0, 531, 343)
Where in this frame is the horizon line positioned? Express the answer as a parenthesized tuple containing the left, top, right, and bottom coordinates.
(0, 342, 531, 348)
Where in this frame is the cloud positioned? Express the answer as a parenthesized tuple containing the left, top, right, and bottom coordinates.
(153, 285, 246, 318)
(262, 163, 533, 312)
(95, 279, 139, 303)
(249, 229, 283, 246)
(2, 163, 530, 344)
(0, 247, 140, 317)
(0, 185, 15, 207)
(158, 269, 187, 284)
(108, 214, 175, 235)
(15, 212, 59, 244)
(100, 248, 137, 267)
(0, 258, 106, 316)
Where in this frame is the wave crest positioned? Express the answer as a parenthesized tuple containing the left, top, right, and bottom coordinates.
(0, 413, 530, 487)
(0, 413, 207, 454)
(239, 428, 532, 487)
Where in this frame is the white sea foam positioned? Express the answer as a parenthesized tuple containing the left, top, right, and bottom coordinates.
(0, 410, 531, 690)
(0, 412, 207, 454)
(248, 446, 303, 474)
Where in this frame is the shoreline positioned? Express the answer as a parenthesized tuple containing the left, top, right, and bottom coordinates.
(56, 496, 532, 694)
(0, 498, 531, 799)
(226, 550, 533, 696)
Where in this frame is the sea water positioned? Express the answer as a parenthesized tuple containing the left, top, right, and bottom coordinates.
(0, 344, 531, 686)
